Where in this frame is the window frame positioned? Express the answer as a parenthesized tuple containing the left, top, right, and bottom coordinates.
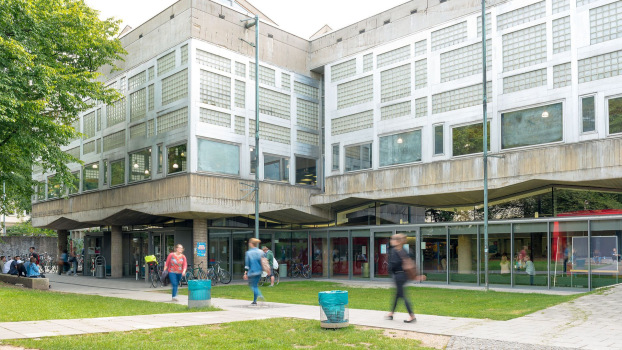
(82, 162, 100, 192)
(294, 155, 318, 187)
(166, 142, 188, 176)
(109, 158, 126, 188)
(451, 120, 491, 158)
(606, 94, 622, 136)
(498, 100, 565, 151)
(263, 153, 290, 182)
(344, 141, 373, 173)
(378, 128, 423, 168)
(579, 94, 597, 135)
(196, 137, 241, 177)
(128, 147, 153, 184)
(433, 123, 445, 156)
(331, 143, 340, 172)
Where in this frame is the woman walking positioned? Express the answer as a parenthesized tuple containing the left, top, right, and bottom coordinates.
(243, 238, 264, 305)
(386, 234, 416, 323)
(163, 244, 187, 301)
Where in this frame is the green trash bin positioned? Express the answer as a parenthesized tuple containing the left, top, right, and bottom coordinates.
(318, 290, 349, 329)
(188, 280, 211, 309)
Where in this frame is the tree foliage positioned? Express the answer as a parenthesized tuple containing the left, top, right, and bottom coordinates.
(0, 0, 125, 215)
(6, 219, 56, 236)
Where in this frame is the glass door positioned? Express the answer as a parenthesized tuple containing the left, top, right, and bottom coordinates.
(421, 226, 448, 283)
(209, 234, 231, 273)
(373, 231, 392, 278)
(232, 231, 253, 279)
(311, 231, 328, 277)
(330, 231, 349, 279)
(352, 230, 370, 278)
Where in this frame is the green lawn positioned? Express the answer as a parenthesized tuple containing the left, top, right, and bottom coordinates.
(2, 318, 434, 350)
(0, 284, 218, 322)
(174, 281, 581, 321)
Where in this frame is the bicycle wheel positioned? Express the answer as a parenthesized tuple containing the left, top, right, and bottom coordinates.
(292, 268, 300, 278)
(274, 271, 280, 285)
(303, 269, 311, 279)
(219, 270, 232, 284)
(197, 270, 207, 280)
(150, 271, 158, 288)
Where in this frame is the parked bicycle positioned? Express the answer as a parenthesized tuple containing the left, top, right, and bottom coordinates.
(207, 261, 232, 284)
(148, 261, 162, 288)
(185, 261, 208, 281)
(259, 270, 280, 286)
(291, 263, 311, 279)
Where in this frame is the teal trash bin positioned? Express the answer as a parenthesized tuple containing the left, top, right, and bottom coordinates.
(318, 290, 349, 329)
(188, 280, 211, 309)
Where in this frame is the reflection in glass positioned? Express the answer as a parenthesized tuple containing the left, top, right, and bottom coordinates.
(434, 124, 444, 155)
(197, 139, 240, 175)
(47, 175, 62, 199)
(581, 96, 596, 133)
(452, 122, 490, 156)
(589, 220, 621, 288)
(345, 143, 372, 172)
(110, 159, 125, 186)
(502, 103, 563, 149)
(129, 149, 151, 183)
(68, 172, 80, 195)
(330, 231, 349, 279)
(83, 163, 99, 191)
(608, 96, 622, 134)
(478, 225, 512, 285)
(550, 221, 589, 288)
(379, 129, 422, 167)
(295, 156, 316, 186)
(312, 232, 328, 277)
(421, 226, 447, 283)
(168, 143, 187, 174)
(352, 230, 370, 278)
(264, 154, 289, 182)
(374, 232, 392, 278)
(332, 144, 339, 171)
(449, 225, 477, 283)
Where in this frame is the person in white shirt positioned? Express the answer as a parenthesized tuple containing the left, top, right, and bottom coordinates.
(3, 257, 13, 274)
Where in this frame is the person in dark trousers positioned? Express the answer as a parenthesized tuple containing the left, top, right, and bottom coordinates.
(244, 238, 264, 305)
(385, 234, 416, 323)
(261, 246, 275, 287)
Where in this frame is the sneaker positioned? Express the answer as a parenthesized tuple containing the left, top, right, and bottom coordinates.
(250, 301, 257, 306)
(269, 285, 274, 287)
(172, 297, 178, 302)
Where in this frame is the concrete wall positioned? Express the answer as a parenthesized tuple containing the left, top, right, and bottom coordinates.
(0, 236, 58, 258)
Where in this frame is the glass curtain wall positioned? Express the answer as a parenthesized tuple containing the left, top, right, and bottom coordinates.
(590, 220, 621, 288)
(374, 231, 392, 278)
(352, 230, 370, 278)
(330, 231, 349, 278)
(232, 231, 253, 278)
(550, 221, 589, 289)
(512, 223, 547, 286)
(421, 226, 447, 283)
(479, 224, 511, 285)
(311, 231, 329, 277)
(449, 225, 478, 283)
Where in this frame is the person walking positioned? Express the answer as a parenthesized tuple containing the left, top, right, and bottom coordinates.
(163, 244, 187, 302)
(261, 246, 275, 287)
(385, 234, 416, 323)
(244, 238, 264, 305)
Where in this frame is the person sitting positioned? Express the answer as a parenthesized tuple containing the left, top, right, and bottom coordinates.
(27, 257, 45, 278)
(9, 256, 27, 277)
(0, 256, 5, 273)
(3, 257, 13, 274)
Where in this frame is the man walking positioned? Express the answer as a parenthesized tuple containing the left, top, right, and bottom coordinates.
(262, 246, 275, 287)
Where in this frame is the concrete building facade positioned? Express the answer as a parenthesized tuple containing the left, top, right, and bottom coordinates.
(31, 0, 622, 289)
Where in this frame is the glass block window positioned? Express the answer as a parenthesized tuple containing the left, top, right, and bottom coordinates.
(235, 62, 246, 77)
(503, 68, 547, 93)
(380, 101, 411, 120)
(83, 140, 95, 154)
(295, 156, 317, 186)
(281, 73, 291, 90)
(502, 24, 547, 72)
(198, 139, 240, 175)
(157, 51, 176, 76)
(553, 16, 571, 54)
(199, 69, 231, 109)
(590, 1, 622, 44)
(119, 77, 126, 93)
(234, 116, 245, 135)
(553, 0, 570, 14)
(434, 124, 444, 155)
(608, 96, 622, 134)
(128, 71, 146, 91)
(363, 54, 373, 72)
(66, 146, 80, 159)
(250, 120, 291, 144)
(452, 122, 490, 156)
(501, 103, 563, 149)
(553, 62, 572, 88)
(196, 49, 231, 72)
(200, 108, 231, 127)
(477, 13, 492, 38)
(414, 39, 427, 56)
(264, 154, 289, 182)
(297, 130, 319, 146)
(157, 107, 188, 134)
(234, 80, 245, 108)
(345, 143, 372, 172)
(497, 1, 546, 31)
(332, 144, 340, 171)
(129, 148, 151, 182)
(180, 44, 188, 65)
(381, 64, 411, 103)
(337, 75, 373, 109)
(415, 97, 427, 118)
(110, 159, 125, 186)
(106, 98, 126, 127)
(129, 122, 146, 140)
(431, 21, 467, 51)
(259, 87, 290, 119)
(379, 129, 422, 166)
(294, 81, 319, 100)
(83, 163, 99, 191)
(147, 119, 155, 137)
(103, 130, 125, 152)
(331, 110, 373, 136)
(147, 66, 154, 81)
(581, 95, 596, 133)
(415, 59, 427, 89)
(578, 49, 622, 83)
(161, 69, 188, 106)
(440, 40, 491, 82)
(129, 88, 146, 122)
(577, 0, 598, 7)
(432, 82, 492, 114)
(83, 111, 96, 139)
(376, 45, 410, 68)
(96, 109, 102, 132)
(331, 58, 357, 82)
(297, 99, 319, 129)
(250, 64, 276, 86)
(168, 143, 187, 174)
(70, 119, 80, 142)
(148, 84, 155, 111)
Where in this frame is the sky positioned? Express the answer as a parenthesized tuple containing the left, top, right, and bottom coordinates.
(85, 0, 410, 39)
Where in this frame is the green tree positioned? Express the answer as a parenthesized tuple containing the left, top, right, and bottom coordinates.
(6, 219, 56, 236)
(0, 0, 125, 215)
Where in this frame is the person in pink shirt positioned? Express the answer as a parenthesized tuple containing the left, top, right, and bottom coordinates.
(163, 244, 187, 301)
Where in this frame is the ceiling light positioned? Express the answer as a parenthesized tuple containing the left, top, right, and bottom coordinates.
(397, 137, 403, 144)
(180, 152, 185, 157)
(173, 163, 179, 169)
(541, 111, 549, 118)
(144, 169, 150, 175)
(133, 163, 139, 169)
(92, 164, 98, 169)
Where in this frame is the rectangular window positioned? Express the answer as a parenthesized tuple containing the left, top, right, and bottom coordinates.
(250, 146, 257, 175)
(345, 143, 372, 172)
(83, 163, 99, 191)
(501, 103, 563, 149)
(129, 148, 152, 183)
(295, 157, 317, 186)
(110, 159, 125, 187)
(157, 144, 163, 173)
(581, 96, 596, 133)
(434, 125, 444, 155)
(103, 160, 108, 185)
(264, 154, 289, 182)
(168, 144, 187, 174)
(68, 172, 80, 195)
(379, 130, 422, 167)
(47, 175, 62, 199)
(452, 122, 490, 156)
(197, 139, 240, 175)
(37, 181, 46, 201)
(608, 96, 622, 135)
(332, 144, 340, 171)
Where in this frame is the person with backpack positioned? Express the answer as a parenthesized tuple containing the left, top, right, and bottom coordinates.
(261, 246, 277, 287)
(244, 238, 265, 305)
(385, 234, 417, 323)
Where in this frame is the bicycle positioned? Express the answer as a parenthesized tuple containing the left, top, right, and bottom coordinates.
(208, 261, 232, 284)
(148, 262, 162, 288)
(185, 261, 208, 281)
(291, 263, 311, 279)
(259, 270, 280, 286)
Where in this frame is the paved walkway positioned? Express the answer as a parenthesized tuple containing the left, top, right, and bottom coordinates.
(1, 275, 620, 349)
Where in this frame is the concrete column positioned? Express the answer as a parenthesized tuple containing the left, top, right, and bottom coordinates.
(110, 226, 122, 278)
(457, 235, 472, 274)
(193, 219, 208, 268)
(57, 230, 68, 261)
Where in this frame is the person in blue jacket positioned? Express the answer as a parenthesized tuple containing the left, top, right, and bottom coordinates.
(27, 257, 45, 278)
(244, 238, 265, 305)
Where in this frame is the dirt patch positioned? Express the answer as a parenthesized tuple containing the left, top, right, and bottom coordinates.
(358, 326, 450, 349)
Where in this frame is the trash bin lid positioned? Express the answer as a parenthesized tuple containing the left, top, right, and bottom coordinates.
(318, 290, 348, 305)
(188, 279, 211, 290)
